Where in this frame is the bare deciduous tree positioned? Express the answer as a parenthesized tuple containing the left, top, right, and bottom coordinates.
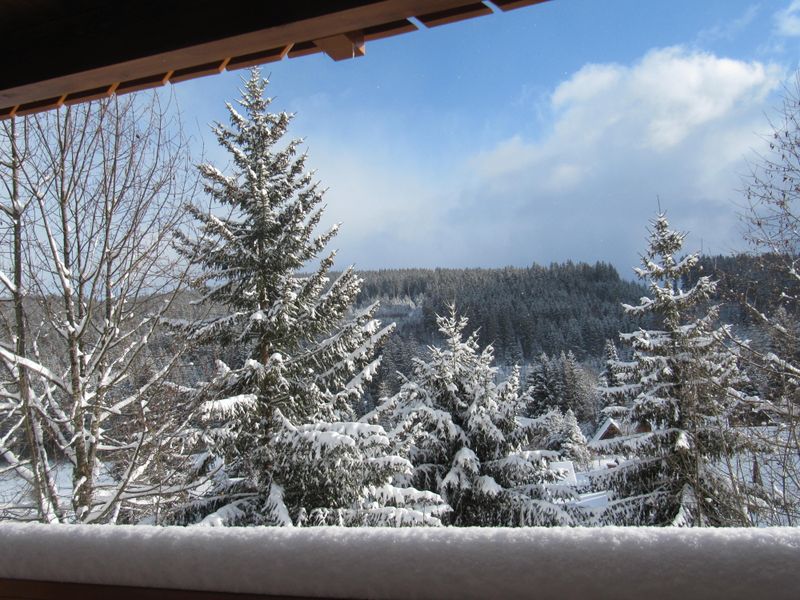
(737, 73, 800, 525)
(0, 93, 202, 523)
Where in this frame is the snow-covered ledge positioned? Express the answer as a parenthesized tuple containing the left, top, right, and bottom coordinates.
(1, 524, 798, 600)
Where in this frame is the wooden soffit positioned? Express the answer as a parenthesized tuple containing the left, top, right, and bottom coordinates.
(0, 0, 549, 120)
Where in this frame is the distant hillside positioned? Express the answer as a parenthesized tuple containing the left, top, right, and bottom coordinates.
(355, 262, 647, 375)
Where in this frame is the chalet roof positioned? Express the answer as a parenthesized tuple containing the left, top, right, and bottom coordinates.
(0, 0, 548, 120)
(590, 418, 622, 444)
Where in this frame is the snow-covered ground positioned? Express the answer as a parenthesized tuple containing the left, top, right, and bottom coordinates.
(1, 523, 798, 600)
(719, 428, 800, 526)
(0, 464, 74, 520)
(0, 469, 22, 500)
(0, 462, 112, 520)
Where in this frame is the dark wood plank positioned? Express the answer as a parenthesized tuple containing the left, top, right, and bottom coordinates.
(492, 0, 551, 12)
(170, 60, 229, 83)
(227, 46, 292, 71)
(12, 95, 64, 117)
(416, 3, 493, 27)
(1, 0, 542, 114)
(0, 578, 323, 600)
(115, 72, 172, 96)
(63, 84, 117, 106)
(287, 41, 323, 59)
(362, 19, 417, 42)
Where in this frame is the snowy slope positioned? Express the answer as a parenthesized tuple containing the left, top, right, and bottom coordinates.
(1, 524, 798, 599)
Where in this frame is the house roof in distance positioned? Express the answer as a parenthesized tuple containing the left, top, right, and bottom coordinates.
(590, 418, 622, 444)
(0, 0, 548, 120)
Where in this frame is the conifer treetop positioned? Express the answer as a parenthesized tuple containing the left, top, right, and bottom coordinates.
(626, 212, 716, 329)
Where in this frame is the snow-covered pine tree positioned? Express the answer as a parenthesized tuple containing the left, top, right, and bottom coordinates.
(526, 353, 549, 416)
(560, 350, 596, 424)
(555, 409, 591, 469)
(364, 307, 571, 526)
(522, 407, 590, 471)
(527, 352, 595, 425)
(173, 69, 444, 526)
(597, 339, 636, 417)
(594, 213, 755, 527)
(526, 352, 562, 417)
(560, 351, 579, 415)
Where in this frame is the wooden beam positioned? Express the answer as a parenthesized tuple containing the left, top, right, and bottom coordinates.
(0, 1, 494, 104)
(227, 46, 292, 70)
(63, 83, 118, 106)
(287, 40, 323, 59)
(313, 31, 366, 61)
(116, 72, 172, 96)
(492, 0, 550, 11)
(416, 2, 493, 27)
(363, 19, 418, 41)
(0, 0, 549, 114)
(169, 59, 229, 83)
(13, 95, 65, 117)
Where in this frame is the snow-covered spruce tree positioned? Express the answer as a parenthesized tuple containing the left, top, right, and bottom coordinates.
(363, 307, 572, 526)
(593, 213, 755, 526)
(597, 340, 636, 417)
(172, 69, 444, 526)
(552, 409, 591, 469)
(560, 350, 597, 424)
(526, 351, 595, 425)
(522, 407, 591, 472)
(526, 352, 562, 417)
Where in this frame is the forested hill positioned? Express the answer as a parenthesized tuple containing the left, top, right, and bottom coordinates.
(355, 262, 646, 369)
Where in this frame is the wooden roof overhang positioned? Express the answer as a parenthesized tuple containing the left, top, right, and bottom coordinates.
(0, 0, 548, 120)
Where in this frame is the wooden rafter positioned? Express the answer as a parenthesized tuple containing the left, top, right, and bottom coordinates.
(0, 0, 551, 119)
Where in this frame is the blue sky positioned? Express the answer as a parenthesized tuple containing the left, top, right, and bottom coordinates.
(171, 0, 800, 276)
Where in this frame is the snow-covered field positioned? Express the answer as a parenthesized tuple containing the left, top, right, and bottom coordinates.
(1, 523, 798, 599)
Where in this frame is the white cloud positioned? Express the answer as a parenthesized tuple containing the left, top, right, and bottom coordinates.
(301, 47, 784, 272)
(452, 47, 783, 271)
(550, 47, 775, 154)
(775, 0, 800, 36)
(475, 47, 777, 176)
